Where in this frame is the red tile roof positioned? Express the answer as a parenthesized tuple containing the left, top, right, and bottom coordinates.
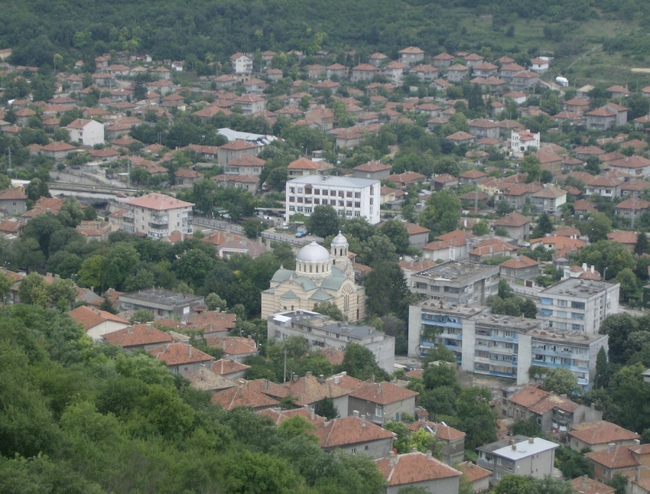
(211, 384, 280, 410)
(456, 461, 491, 483)
(500, 255, 539, 269)
(406, 420, 465, 441)
(69, 306, 128, 331)
(494, 212, 531, 227)
(314, 416, 395, 448)
(375, 452, 462, 486)
(349, 381, 418, 405)
(212, 358, 250, 376)
(148, 342, 214, 366)
(586, 445, 639, 469)
(569, 420, 640, 446)
(126, 193, 193, 211)
(103, 323, 174, 347)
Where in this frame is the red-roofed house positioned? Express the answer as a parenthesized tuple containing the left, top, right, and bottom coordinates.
(457, 461, 491, 493)
(102, 323, 174, 350)
(348, 381, 418, 426)
(609, 156, 650, 179)
(212, 383, 280, 411)
(375, 451, 462, 494)
(69, 306, 129, 340)
(217, 140, 260, 166)
(407, 420, 466, 465)
(149, 342, 214, 375)
(66, 118, 104, 146)
(313, 413, 395, 458)
(607, 230, 638, 253)
(493, 212, 531, 241)
(353, 161, 391, 181)
(0, 188, 27, 216)
(287, 157, 333, 177)
(616, 197, 650, 220)
(124, 193, 194, 238)
(212, 359, 250, 380)
(569, 421, 640, 452)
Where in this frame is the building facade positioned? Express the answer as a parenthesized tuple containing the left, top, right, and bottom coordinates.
(285, 175, 381, 225)
(123, 193, 194, 239)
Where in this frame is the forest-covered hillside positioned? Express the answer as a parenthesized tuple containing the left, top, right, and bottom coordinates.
(2, 0, 650, 70)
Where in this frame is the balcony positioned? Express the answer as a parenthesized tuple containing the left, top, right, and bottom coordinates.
(123, 211, 134, 222)
(148, 222, 169, 230)
(149, 215, 169, 227)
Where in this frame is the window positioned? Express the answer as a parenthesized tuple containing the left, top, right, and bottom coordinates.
(571, 301, 585, 309)
(558, 300, 568, 307)
(375, 406, 383, 417)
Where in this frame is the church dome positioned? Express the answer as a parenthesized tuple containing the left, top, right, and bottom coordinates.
(331, 231, 348, 247)
(296, 241, 330, 264)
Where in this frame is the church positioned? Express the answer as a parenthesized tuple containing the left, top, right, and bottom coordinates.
(261, 232, 366, 322)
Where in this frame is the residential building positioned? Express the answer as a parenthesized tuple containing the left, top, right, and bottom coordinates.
(503, 385, 602, 435)
(530, 185, 567, 215)
(409, 261, 499, 304)
(476, 436, 558, 484)
(568, 421, 641, 452)
(69, 306, 129, 340)
(571, 476, 615, 494)
(353, 161, 391, 181)
(102, 323, 174, 351)
(607, 230, 638, 253)
(537, 278, 620, 334)
(510, 71, 540, 90)
(124, 193, 194, 238)
(499, 256, 540, 283)
(66, 119, 105, 146)
(375, 451, 462, 494)
(233, 94, 265, 115)
(212, 359, 250, 381)
(230, 52, 253, 76)
(207, 336, 257, 363)
(149, 342, 214, 375)
(351, 64, 378, 82)
(511, 129, 540, 158)
(468, 238, 519, 262)
(313, 412, 395, 458)
(267, 310, 395, 373)
(225, 155, 266, 178)
(398, 46, 425, 65)
(433, 53, 455, 68)
(212, 383, 280, 411)
(0, 188, 27, 216)
(261, 233, 366, 322)
(609, 156, 650, 179)
(407, 421, 466, 465)
(433, 173, 459, 190)
(586, 444, 645, 484)
(584, 176, 623, 199)
(184, 366, 236, 393)
(615, 197, 650, 220)
(446, 64, 470, 82)
(285, 175, 381, 224)
(468, 120, 500, 140)
(348, 381, 418, 426)
(217, 140, 260, 166)
(175, 168, 204, 186)
(493, 212, 531, 241)
(287, 157, 333, 178)
(76, 220, 112, 242)
(118, 288, 205, 323)
(456, 461, 491, 493)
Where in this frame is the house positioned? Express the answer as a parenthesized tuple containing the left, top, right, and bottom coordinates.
(217, 140, 260, 166)
(446, 131, 475, 146)
(76, 220, 112, 242)
(586, 444, 642, 484)
(530, 185, 567, 215)
(584, 176, 622, 199)
(185, 309, 237, 337)
(616, 197, 650, 220)
(608, 85, 630, 99)
(565, 98, 591, 114)
(494, 212, 531, 241)
(603, 230, 635, 251)
(530, 58, 550, 72)
(326, 63, 348, 79)
(305, 106, 336, 130)
(573, 199, 598, 216)
(499, 255, 539, 283)
(473, 62, 499, 78)
(499, 183, 542, 210)
(433, 53, 455, 68)
(225, 155, 266, 178)
(433, 173, 459, 190)
(586, 104, 627, 130)
(383, 61, 407, 84)
(446, 64, 470, 82)
(375, 451, 462, 494)
(230, 53, 253, 76)
(0, 188, 27, 216)
(511, 129, 540, 158)
(503, 385, 602, 436)
(459, 169, 487, 186)
(407, 420, 466, 465)
(353, 161, 391, 181)
(212, 383, 280, 411)
(38, 141, 78, 161)
(123, 193, 193, 238)
(212, 359, 250, 381)
(621, 178, 650, 197)
(69, 306, 129, 340)
(468, 120, 500, 140)
(348, 381, 418, 426)
(399, 46, 425, 65)
(457, 462, 491, 493)
(609, 156, 650, 178)
(369, 52, 389, 67)
(233, 94, 266, 115)
(207, 336, 257, 363)
(287, 157, 332, 177)
(572, 475, 616, 494)
(149, 342, 214, 375)
(351, 64, 378, 82)
(184, 365, 236, 393)
(500, 63, 526, 79)
(118, 288, 205, 323)
(410, 64, 439, 82)
(468, 238, 519, 262)
(102, 323, 174, 351)
(510, 71, 540, 90)
(477, 436, 558, 484)
(386, 172, 426, 189)
(313, 412, 395, 458)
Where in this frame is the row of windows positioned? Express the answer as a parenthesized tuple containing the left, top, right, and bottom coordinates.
(289, 187, 364, 198)
(288, 197, 364, 208)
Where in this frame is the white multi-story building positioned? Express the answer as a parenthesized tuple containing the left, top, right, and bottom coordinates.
(230, 53, 253, 75)
(267, 310, 395, 374)
(286, 175, 381, 224)
(124, 193, 194, 239)
(408, 299, 610, 389)
(537, 278, 619, 334)
(66, 118, 105, 147)
(511, 129, 540, 158)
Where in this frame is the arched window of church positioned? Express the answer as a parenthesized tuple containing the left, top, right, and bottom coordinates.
(344, 295, 349, 311)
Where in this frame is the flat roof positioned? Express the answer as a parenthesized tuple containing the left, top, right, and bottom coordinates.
(472, 312, 542, 331)
(272, 310, 390, 341)
(120, 288, 204, 307)
(492, 437, 559, 460)
(525, 327, 607, 345)
(287, 175, 380, 188)
(414, 261, 498, 281)
(541, 278, 617, 298)
(416, 300, 488, 317)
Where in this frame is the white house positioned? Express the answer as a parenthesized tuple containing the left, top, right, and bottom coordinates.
(286, 175, 381, 224)
(66, 119, 105, 147)
(230, 53, 253, 75)
(69, 306, 129, 340)
(511, 129, 540, 158)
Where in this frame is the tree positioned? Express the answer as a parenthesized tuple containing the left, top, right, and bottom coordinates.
(496, 200, 514, 216)
(420, 190, 461, 236)
(313, 301, 345, 321)
(520, 156, 542, 183)
(608, 473, 629, 494)
(100, 243, 140, 291)
(306, 205, 339, 238)
(244, 218, 266, 239)
(472, 221, 489, 236)
(129, 309, 154, 324)
(492, 475, 536, 494)
(315, 397, 339, 419)
(124, 269, 155, 293)
(364, 261, 413, 319)
(206, 293, 228, 311)
(379, 220, 410, 254)
(636, 232, 650, 255)
(531, 213, 553, 239)
(423, 363, 460, 392)
(341, 343, 388, 381)
(26, 178, 50, 203)
(510, 417, 541, 437)
(542, 368, 579, 396)
(585, 212, 612, 243)
(585, 156, 601, 175)
(615, 268, 638, 302)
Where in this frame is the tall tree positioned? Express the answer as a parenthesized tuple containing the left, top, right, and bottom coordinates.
(305, 205, 339, 238)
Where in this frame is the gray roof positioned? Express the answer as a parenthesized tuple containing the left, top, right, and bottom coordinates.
(476, 435, 529, 454)
(540, 278, 617, 298)
(309, 289, 334, 302)
(320, 274, 346, 291)
(271, 268, 294, 283)
(119, 288, 204, 308)
(287, 175, 380, 188)
(280, 290, 299, 300)
(292, 276, 317, 291)
(492, 437, 558, 460)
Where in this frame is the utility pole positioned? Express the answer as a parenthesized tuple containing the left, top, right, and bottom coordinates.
(283, 348, 287, 383)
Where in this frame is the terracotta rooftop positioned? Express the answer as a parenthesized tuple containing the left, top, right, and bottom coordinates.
(102, 323, 173, 348)
(211, 384, 280, 411)
(315, 415, 395, 448)
(500, 255, 539, 269)
(207, 336, 257, 356)
(460, 169, 487, 179)
(571, 475, 616, 494)
(148, 342, 214, 367)
(573, 199, 597, 212)
(607, 230, 638, 245)
(354, 161, 390, 172)
(569, 420, 640, 446)
(494, 212, 531, 227)
(586, 445, 639, 470)
(0, 188, 26, 200)
(69, 305, 128, 332)
(610, 156, 650, 169)
(349, 381, 418, 405)
(184, 365, 237, 392)
(212, 358, 250, 376)
(456, 461, 491, 483)
(257, 407, 326, 426)
(126, 193, 193, 211)
(220, 140, 259, 151)
(616, 197, 650, 210)
(406, 420, 466, 441)
(376, 452, 462, 486)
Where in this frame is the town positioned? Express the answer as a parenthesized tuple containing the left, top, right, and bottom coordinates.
(2, 35, 650, 494)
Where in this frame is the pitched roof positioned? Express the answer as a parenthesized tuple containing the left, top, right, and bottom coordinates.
(0, 188, 26, 200)
(610, 156, 650, 169)
(207, 336, 257, 356)
(616, 197, 650, 210)
(573, 199, 597, 212)
(354, 161, 390, 172)
(375, 452, 462, 486)
(494, 212, 531, 227)
(456, 461, 491, 483)
(211, 384, 280, 410)
(607, 230, 638, 245)
(102, 324, 173, 347)
(69, 306, 128, 331)
(571, 476, 616, 494)
(257, 407, 326, 426)
(126, 193, 193, 210)
(349, 381, 418, 405)
(500, 255, 539, 269)
(212, 358, 250, 375)
(148, 342, 214, 366)
(586, 445, 639, 470)
(184, 365, 237, 392)
(314, 416, 395, 448)
(406, 420, 466, 441)
(569, 420, 640, 446)
(460, 169, 487, 179)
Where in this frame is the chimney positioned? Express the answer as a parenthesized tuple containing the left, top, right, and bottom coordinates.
(410, 447, 417, 453)
(361, 415, 366, 427)
(389, 451, 398, 467)
(264, 379, 269, 390)
(353, 410, 359, 418)
(310, 408, 315, 420)
(306, 371, 312, 377)
(590, 403, 595, 409)
(607, 443, 615, 453)
(582, 263, 587, 272)
(509, 439, 516, 450)
(426, 450, 432, 459)
(528, 437, 534, 444)
(582, 476, 588, 491)
(188, 346, 192, 358)
(634, 439, 641, 445)
(127, 325, 133, 333)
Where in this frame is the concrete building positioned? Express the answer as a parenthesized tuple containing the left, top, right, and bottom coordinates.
(493, 212, 531, 241)
(124, 193, 194, 239)
(268, 310, 395, 374)
(530, 185, 567, 215)
(375, 451, 462, 494)
(118, 288, 205, 323)
(407, 421, 466, 465)
(477, 436, 558, 484)
(568, 420, 640, 452)
(66, 119, 105, 147)
(537, 278, 620, 334)
(261, 233, 366, 322)
(0, 188, 27, 216)
(409, 261, 499, 305)
(511, 129, 540, 158)
(348, 381, 418, 426)
(286, 175, 381, 225)
(314, 412, 395, 458)
(230, 53, 253, 76)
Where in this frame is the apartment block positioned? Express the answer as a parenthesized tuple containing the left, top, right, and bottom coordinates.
(124, 193, 194, 239)
(285, 175, 381, 224)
